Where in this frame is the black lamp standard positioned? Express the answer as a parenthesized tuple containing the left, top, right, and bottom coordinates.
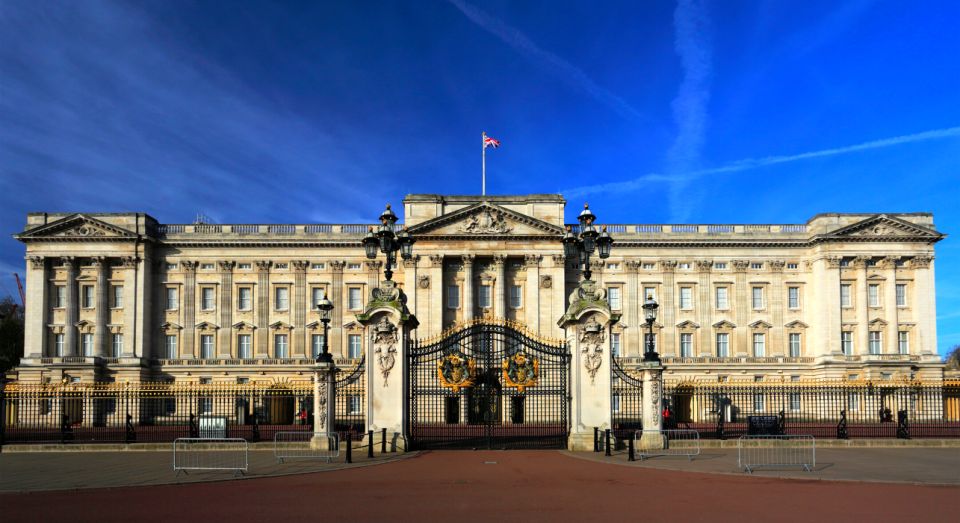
(315, 296, 334, 363)
(562, 203, 613, 281)
(362, 204, 415, 281)
(642, 295, 660, 362)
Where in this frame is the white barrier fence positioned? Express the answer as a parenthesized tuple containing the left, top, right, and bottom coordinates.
(274, 432, 340, 463)
(633, 429, 701, 460)
(737, 435, 816, 473)
(172, 438, 249, 475)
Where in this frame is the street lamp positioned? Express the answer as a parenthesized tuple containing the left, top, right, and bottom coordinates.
(562, 203, 613, 281)
(362, 204, 415, 281)
(315, 296, 334, 363)
(642, 294, 660, 362)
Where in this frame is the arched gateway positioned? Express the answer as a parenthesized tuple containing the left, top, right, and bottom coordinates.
(407, 319, 569, 449)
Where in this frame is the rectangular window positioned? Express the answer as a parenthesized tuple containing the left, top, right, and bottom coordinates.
(112, 285, 123, 308)
(680, 333, 693, 357)
(898, 331, 909, 355)
(447, 285, 460, 309)
(274, 334, 288, 358)
(714, 262, 727, 270)
(509, 285, 522, 309)
(716, 333, 729, 357)
(642, 263, 655, 270)
(479, 285, 492, 309)
(238, 287, 252, 310)
(611, 333, 621, 358)
(678, 262, 691, 270)
(111, 333, 123, 357)
(54, 285, 66, 308)
(788, 287, 800, 309)
(166, 287, 179, 310)
(868, 284, 880, 307)
(238, 334, 252, 359)
(611, 393, 620, 413)
(201, 334, 215, 359)
(55, 333, 65, 357)
(275, 286, 289, 310)
(348, 395, 362, 414)
(848, 392, 860, 411)
(787, 263, 799, 269)
(715, 287, 728, 309)
(752, 333, 765, 357)
(165, 335, 177, 359)
(679, 287, 692, 309)
(348, 334, 362, 358)
(201, 287, 215, 311)
(82, 333, 94, 356)
(311, 287, 327, 309)
(644, 333, 656, 353)
(789, 379, 801, 412)
(347, 263, 361, 270)
(753, 391, 765, 412)
(311, 263, 324, 270)
(751, 263, 763, 270)
(869, 331, 881, 355)
(348, 287, 362, 310)
(896, 284, 907, 307)
(841, 332, 853, 355)
(643, 286, 657, 302)
(789, 333, 801, 357)
(238, 263, 252, 270)
(82, 285, 94, 308)
(607, 287, 622, 310)
(274, 263, 289, 270)
(311, 334, 325, 359)
(840, 284, 852, 308)
(751, 286, 764, 309)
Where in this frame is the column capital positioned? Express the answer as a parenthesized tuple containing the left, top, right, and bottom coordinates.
(461, 254, 476, 267)
(255, 260, 273, 272)
(291, 260, 309, 272)
(181, 260, 199, 272)
(625, 259, 642, 272)
(402, 255, 420, 268)
(365, 260, 383, 271)
(823, 256, 842, 269)
(121, 256, 140, 268)
(877, 256, 899, 269)
(523, 254, 542, 268)
(695, 260, 713, 273)
(662, 259, 680, 273)
(769, 260, 786, 273)
(551, 254, 566, 267)
(910, 255, 933, 269)
(851, 255, 869, 269)
(428, 254, 444, 267)
(27, 255, 45, 270)
(329, 260, 347, 272)
(218, 260, 237, 272)
(493, 254, 507, 266)
(62, 256, 77, 269)
(91, 256, 108, 268)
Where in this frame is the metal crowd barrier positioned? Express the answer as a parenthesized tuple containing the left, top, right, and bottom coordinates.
(634, 429, 701, 460)
(172, 438, 249, 475)
(737, 435, 815, 473)
(274, 431, 340, 463)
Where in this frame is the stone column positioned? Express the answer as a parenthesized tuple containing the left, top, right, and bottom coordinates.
(135, 250, 154, 359)
(63, 257, 79, 357)
(550, 255, 567, 339)
(255, 260, 272, 357)
(811, 256, 843, 357)
(428, 255, 444, 335)
(524, 255, 541, 333)
(218, 261, 236, 357)
(732, 260, 749, 356)
(311, 361, 338, 450)
(121, 257, 139, 358)
(93, 257, 110, 357)
(881, 257, 898, 354)
(852, 256, 868, 355)
(911, 255, 936, 356)
(661, 260, 677, 356)
(770, 260, 786, 355)
(625, 260, 641, 357)
(329, 260, 346, 355)
(181, 261, 198, 358)
(462, 255, 475, 321)
(23, 256, 47, 359)
(292, 260, 309, 358)
(696, 260, 713, 356)
(366, 260, 382, 292)
(402, 256, 419, 316)
(493, 254, 506, 318)
(637, 363, 665, 450)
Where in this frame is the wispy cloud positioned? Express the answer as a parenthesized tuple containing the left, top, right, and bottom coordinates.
(563, 125, 960, 199)
(446, 0, 644, 122)
(664, 0, 712, 222)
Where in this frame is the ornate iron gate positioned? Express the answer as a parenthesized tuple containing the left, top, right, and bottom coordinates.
(611, 356, 644, 440)
(408, 319, 569, 450)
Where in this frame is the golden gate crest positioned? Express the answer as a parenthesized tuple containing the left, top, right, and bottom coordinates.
(437, 352, 477, 392)
(503, 352, 539, 392)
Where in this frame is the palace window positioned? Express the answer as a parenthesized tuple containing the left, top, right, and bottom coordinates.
(898, 331, 909, 355)
(348, 287, 362, 310)
(869, 331, 882, 355)
(166, 263, 177, 271)
(752, 333, 765, 357)
(274, 334, 288, 359)
(347, 263, 361, 270)
(200, 263, 214, 270)
(751, 263, 763, 270)
(312, 334, 325, 359)
(751, 287, 764, 309)
(82, 333, 94, 356)
(715, 287, 729, 309)
(311, 287, 327, 309)
(787, 263, 799, 270)
(868, 284, 880, 307)
(238, 263, 252, 270)
(55, 333, 64, 357)
(680, 333, 693, 357)
(509, 285, 522, 309)
(311, 263, 325, 270)
(716, 333, 729, 358)
(348, 395, 362, 414)
(679, 287, 692, 309)
(607, 287, 622, 311)
(479, 285, 492, 309)
(896, 284, 907, 307)
(82, 285, 94, 308)
(201, 335, 215, 359)
(840, 284, 852, 308)
(643, 286, 657, 302)
(275, 263, 289, 270)
(166, 287, 179, 310)
(789, 333, 801, 357)
(642, 263, 655, 270)
(848, 392, 860, 411)
(348, 334, 362, 358)
(237, 287, 252, 310)
(238, 334, 252, 359)
(111, 334, 123, 357)
(789, 376, 801, 411)
(275, 286, 290, 311)
(611, 333, 621, 357)
(841, 332, 853, 355)
(678, 262, 691, 270)
(644, 333, 656, 352)
(447, 285, 460, 309)
(201, 287, 215, 311)
(51, 285, 65, 308)
(611, 393, 621, 413)
(165, 335, 178, 359)
(788, 287, 800, 309)
(112, 285, 123, 308)
(714, 262, 727, 270)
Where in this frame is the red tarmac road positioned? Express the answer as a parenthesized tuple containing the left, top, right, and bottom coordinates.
(3, 450, 959, 523)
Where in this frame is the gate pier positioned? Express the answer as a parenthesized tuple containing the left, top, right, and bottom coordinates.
(311, 361, 337, 450)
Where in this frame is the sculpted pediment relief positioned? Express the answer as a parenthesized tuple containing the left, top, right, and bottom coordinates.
(829, 215, 942, 240)
(407, 202, 563, 237)
(17, 214, 137, 241)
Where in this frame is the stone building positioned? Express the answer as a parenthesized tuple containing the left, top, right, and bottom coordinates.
(12, 193, 946, 385)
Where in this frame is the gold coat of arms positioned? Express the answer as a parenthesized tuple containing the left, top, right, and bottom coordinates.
(502, 352, 539, 392)
(437, 352, 477, 392)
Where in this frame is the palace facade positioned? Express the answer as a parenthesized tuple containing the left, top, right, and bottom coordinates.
(12, 193, 947, 385)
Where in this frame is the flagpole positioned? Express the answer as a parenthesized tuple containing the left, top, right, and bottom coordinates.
(482, 132, 486, 196)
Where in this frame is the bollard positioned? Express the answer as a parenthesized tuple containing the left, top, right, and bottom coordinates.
(346, 432, 353, 464)
(381, 428, 387, 454)
(628, 435, 635, 462)
(594, 427, 599, 452)
(368, 430, 374, 458)
(605, 429, 611, 457)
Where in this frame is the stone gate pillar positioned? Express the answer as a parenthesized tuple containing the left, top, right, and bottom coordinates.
(558, 279, 620, 451)
(638, 362, 665, 450)
(356, 279, 419, 441)
(311, 360, 337, 450)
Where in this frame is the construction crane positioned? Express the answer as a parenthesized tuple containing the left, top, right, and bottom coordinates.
(14, 273, 25, 308)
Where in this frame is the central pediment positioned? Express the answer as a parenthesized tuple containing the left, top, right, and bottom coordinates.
(407, 202, 564, 237)
(16, 214, 139, 242)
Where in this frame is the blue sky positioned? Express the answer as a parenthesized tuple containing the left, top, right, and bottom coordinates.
(1, 1, 958, 357)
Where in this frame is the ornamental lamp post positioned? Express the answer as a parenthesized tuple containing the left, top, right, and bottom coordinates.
(562, 203, 613, 281)
(362, 204, 415, 281)
(315, 296, 334, 363)
(642, 295, 660, 362)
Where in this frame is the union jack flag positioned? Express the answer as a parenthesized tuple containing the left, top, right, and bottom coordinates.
(483, 134, 501, 149)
